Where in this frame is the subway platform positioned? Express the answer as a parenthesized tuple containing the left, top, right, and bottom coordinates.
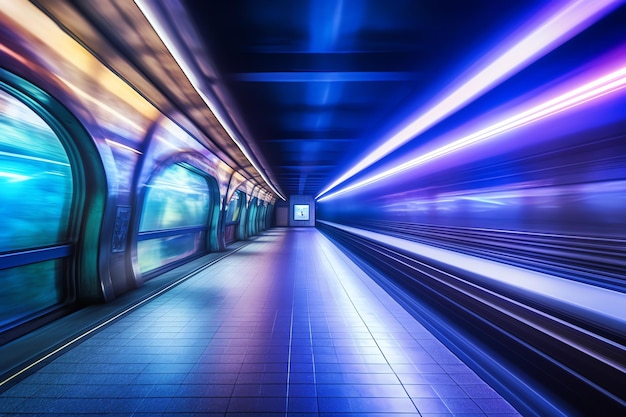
(0, 228, 520, 416)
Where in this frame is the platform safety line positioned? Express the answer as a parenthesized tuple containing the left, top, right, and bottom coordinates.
(315, 230, 423, 414)
(285, 308, 294, 415)
(0, 241, 253, 389)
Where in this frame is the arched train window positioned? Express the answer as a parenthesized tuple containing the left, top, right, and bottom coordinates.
(225, 190, 244, 224)
(137, 163, 211, 275)
(0, 87, 73, 329)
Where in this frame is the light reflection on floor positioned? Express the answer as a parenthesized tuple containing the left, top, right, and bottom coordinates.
(0, 228, 520, 416)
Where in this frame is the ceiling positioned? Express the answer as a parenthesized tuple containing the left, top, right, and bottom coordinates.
(180, 0, 622, 198)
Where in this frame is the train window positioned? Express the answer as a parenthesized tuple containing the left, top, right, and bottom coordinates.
(225, 190, 243, 224)
(137, 233, 205, 274)
(247, 198, 258, 236)
(137, 163, 211, 274)
(0, 90, 73, 252)
(139, 163, 210, 232)
(0, 261, 64, 327)
(0, 87, 74, 327)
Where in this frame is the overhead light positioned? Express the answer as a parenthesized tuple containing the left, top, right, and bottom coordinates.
(134, 0, 285, 201)
(316, 0, 619, 200)
(105, 139, 142, 155)
(317, 66, 626, 202)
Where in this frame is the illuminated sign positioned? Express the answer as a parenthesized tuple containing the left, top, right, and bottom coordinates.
(294, 204, 309, 221)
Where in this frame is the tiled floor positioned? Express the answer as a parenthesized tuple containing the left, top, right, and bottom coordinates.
(0, 228, 521, 416)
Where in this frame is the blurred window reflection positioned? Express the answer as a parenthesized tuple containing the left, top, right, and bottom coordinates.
(0, 88, 73, 328)
(0, 261, 63, 327)
(137, 233, 204, 274)
(225, 190, 243, 224)
(247, 199, 258, 236)
(140, 164, 210, 232)
(0, 90, 73, 252)
(138, 163, 211, 274)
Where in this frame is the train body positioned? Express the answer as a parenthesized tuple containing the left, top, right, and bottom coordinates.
(0, 1, 277, 340)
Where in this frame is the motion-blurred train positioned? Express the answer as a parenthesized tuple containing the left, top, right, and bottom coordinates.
(0, 1, 281, 342)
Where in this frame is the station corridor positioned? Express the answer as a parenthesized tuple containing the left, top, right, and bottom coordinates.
(0, 228, 519, 416)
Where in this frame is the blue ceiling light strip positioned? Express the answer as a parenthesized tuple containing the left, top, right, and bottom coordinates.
(234, 72, 418, 82)
(316, 0, 621, 201)
(317, 66, 626, 202)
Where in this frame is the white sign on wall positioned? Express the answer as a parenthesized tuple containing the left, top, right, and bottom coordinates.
(293, 204, 310, 221)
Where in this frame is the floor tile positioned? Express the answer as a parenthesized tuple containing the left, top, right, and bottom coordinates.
(0, 228, 520, 417)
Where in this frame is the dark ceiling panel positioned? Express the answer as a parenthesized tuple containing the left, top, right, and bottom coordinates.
(181, 0, 617, 197)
